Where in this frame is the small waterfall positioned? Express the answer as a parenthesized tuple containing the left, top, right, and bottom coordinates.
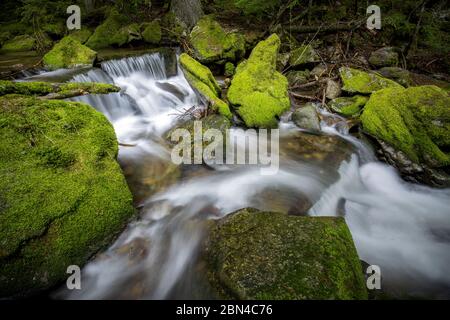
(101, 54, 167, 79)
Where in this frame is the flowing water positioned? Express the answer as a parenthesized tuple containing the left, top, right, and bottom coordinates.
(43, 51, 450, 299)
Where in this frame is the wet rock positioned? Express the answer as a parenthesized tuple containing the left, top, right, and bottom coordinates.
(204, 208, 368, 299)
(114, 237, 151, 265)
(361, 85, 450, 187)
(289, 44, 320, 68)
(228, 34, 290, 128)
(43, 37, 97, 71)
(179, 53, 231, 118)
(188, 15, 245, 65)
(377, 67, 411, 87)
(0, 95, 134, 297)
(329, 96, 369, 117)
(325, 79, 341, 99)
(339, 67, 402, 94)
(0, 35, 36, 53)
(369, 47, 399, 68)
(292, 103, 321, 132)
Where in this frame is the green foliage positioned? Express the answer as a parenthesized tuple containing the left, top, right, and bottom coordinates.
(234, 0, 281, 16)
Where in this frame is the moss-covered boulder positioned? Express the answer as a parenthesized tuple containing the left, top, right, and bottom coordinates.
(0, 80, 119, 99)
(189, 15, 245, 65)
(0, 35, 35, 53)
(330, 96, 369, 117)
(227, 34, 290, 128)
(141, 21, 162, 45)
(160, 12, 185, 44)
(43, 37, 97, 71)
(68, 29, 93, 44)
(204, 208, 368, 300)
(180, 53, 232, 118)
(289, 44, 320, 68)
(0, 95, 135, 297)
(377, 67, 411, 87)
(339, 67, 402, 94)
(111, 23, 142, 47)
(361, 85, 450, 169)
(85, 9, 129, 49)
(369, 47, 399, 68)
(224, 62, 235, 77)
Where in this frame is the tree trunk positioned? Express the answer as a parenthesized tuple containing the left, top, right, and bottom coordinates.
(171, 0, 203, 30)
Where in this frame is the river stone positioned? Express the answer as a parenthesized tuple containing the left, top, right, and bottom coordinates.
(339, 67, 402, 94)
(189, 15, 245, 65)
(43, 36, 97, 71)
(292, 103, 321, 132)
(289, 44, 320, 68)
(377, 67, 411, 87)
(329, 96, 369, 117)
(0, 35, 36, 53)
(228, 34, 290, 128)
(0, 95, 134, 297)
(369, 47, 399, 68)
(204, 208, 368, 299)
(179, 53, 232, 118)
(325, 79, 341, 99)
(361, 85, 450, 186)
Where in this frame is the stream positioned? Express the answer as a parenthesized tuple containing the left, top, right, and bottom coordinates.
(31, 51, 450, 299)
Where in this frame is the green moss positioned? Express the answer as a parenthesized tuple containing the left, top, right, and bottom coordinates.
(43, 36, 97, 71)
(329, 96, 369, 117)
(0, 95, 134, 297)
(0, 80, 119, 98)
(289, 44, 319, 67)
(340, 67, 403, 94)
(160, 12, 185, 44)
(224, 62, 235, 77)
(189, 15, 245, 64)
(227, 34, 290, 128)
(85, 9, 129, 50)
(205, 208, 368, 300)
(142, 21, 162, 45)
(111, 23, 141, 47)
(361, 85, 450, 167)
(68, 29, 93, 44)
(180, 53, 232, 118)
(0, 35, 35, 53)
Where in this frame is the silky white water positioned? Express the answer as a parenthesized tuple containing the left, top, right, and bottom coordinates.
(53, 52, 450, 299)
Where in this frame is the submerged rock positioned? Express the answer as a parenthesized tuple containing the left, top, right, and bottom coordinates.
(339, 67, 402, 94)
(189, 15, 245, 65)
(329, 96, 369, 117)
(361, 85, 450, 186)
(179, 53, 232, 118)
(228, 34, 290, 128)
(0, 35, 35, 53)
(43, 37, 97, 71)
(292, 103, 321, 132)
(289, 44, 320, 68)
(369, 47, 399, 68)
(204, 208, 368, 299)
(0, 95, 135, 297)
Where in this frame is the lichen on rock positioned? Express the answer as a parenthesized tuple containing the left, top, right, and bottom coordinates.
(339, 67, 403, 94)
(204, 208, 368, 300)
(179, 53, 232, 118)
(43, 36, 97, 71)
(227, 34, 290, 128)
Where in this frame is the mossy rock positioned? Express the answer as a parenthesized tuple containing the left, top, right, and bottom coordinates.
(227, 34, 290, 128)
(204, 208, 368, 300)
(0, 95, 135, 297)
(377, 67, 411, 87)
(0, 35, 35, 53)
(289, 44, 320, 68)
(68, 29, 93, 44)
(111, 23, 142, 47)
(160, 12, 185, 44)
(329, 96, 369, 117)
(141, 21, 162, 45)
(224, 62, 235, 77)
(43, 36, 97, 71)
(339, 67, 403, 94)
(85, 9, 129, 49)
(361, 85, 450, 168)
(179, 53, 232, 118)
(189, 15, 245, 65)
(286, 70, 310, 86)
(368, 47, 399, 68)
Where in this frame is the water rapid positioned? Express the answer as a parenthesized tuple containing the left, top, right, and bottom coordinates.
(51, 52, 450, 299)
